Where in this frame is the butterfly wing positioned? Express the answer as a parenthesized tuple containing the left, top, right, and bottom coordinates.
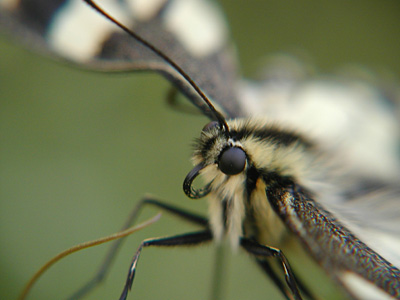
(0, 0, 242, 118)
(251, 58, 400, 299)
(3, 1, 400, 299)
(239, 57, 400, 181)
(264, 181, 400, 299)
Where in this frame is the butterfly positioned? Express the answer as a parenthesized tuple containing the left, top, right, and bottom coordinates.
(1, 0, 399, 300)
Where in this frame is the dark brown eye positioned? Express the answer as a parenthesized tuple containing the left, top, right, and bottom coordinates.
(202, 121, 219, 132)
(219, 147, 246, 175)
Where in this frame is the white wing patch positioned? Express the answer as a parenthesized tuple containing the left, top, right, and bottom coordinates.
(47, 0, 131, 61)
(341, 272, 397, 300)
(163, 0, 228, 57)
(46, 0, 227, 60)
(239, 69, 400, 182)
(126, 0, 168, 21)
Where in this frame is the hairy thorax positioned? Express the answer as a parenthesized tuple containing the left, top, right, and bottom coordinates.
(193, 118, 324, 250)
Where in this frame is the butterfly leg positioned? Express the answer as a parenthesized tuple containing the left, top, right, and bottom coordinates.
(256, 259, 317, 300)
(119, 229, 213, 300)
(66, 196, 208, 300)
(256, 258, 294, 300)
(241, 238, 303, 300)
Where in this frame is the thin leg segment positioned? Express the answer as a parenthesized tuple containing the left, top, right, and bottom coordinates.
(256, 258, 292, 300)
(256, 258, 318, 300)
(66, 197, 208, 300)
(241, 238, 303, 300)
(120, 230, 213, 300)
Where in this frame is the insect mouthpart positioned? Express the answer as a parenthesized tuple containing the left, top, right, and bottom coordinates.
(184, 119, 247, 199)
(183, 162, 211, 199)
(183, 145, 247, 199)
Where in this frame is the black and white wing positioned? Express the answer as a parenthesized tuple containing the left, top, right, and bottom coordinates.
(245, 58, 400, 299)
(266, 182, 400, 299)
(2, 1, 400, 299)
(239, 57, 400, 182)
(0, 0, 242, 118)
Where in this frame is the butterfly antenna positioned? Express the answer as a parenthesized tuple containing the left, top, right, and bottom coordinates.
(83, 0, 230, 133)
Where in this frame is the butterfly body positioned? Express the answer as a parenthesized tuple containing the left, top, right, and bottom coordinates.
(1, 0, 400, 299)
(193, 116, 400, 299)
(199, 118, 314, 247)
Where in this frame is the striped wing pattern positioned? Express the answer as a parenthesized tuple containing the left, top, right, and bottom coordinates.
(1, 1, 400, 299)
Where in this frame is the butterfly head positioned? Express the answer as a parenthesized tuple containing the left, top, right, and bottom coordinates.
(183, 119, 247, 199)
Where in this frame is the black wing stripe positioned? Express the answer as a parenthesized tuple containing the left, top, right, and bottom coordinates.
(13, 0, 66, 34)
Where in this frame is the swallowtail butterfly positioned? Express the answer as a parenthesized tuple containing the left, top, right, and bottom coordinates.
(1, 0, 400, 299)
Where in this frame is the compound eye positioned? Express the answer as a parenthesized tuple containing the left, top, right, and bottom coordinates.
(202, 121, 219, 132)
(219, 147, 246, 175)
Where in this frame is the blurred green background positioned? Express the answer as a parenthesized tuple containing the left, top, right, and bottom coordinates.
(1, 0, 399, 300)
